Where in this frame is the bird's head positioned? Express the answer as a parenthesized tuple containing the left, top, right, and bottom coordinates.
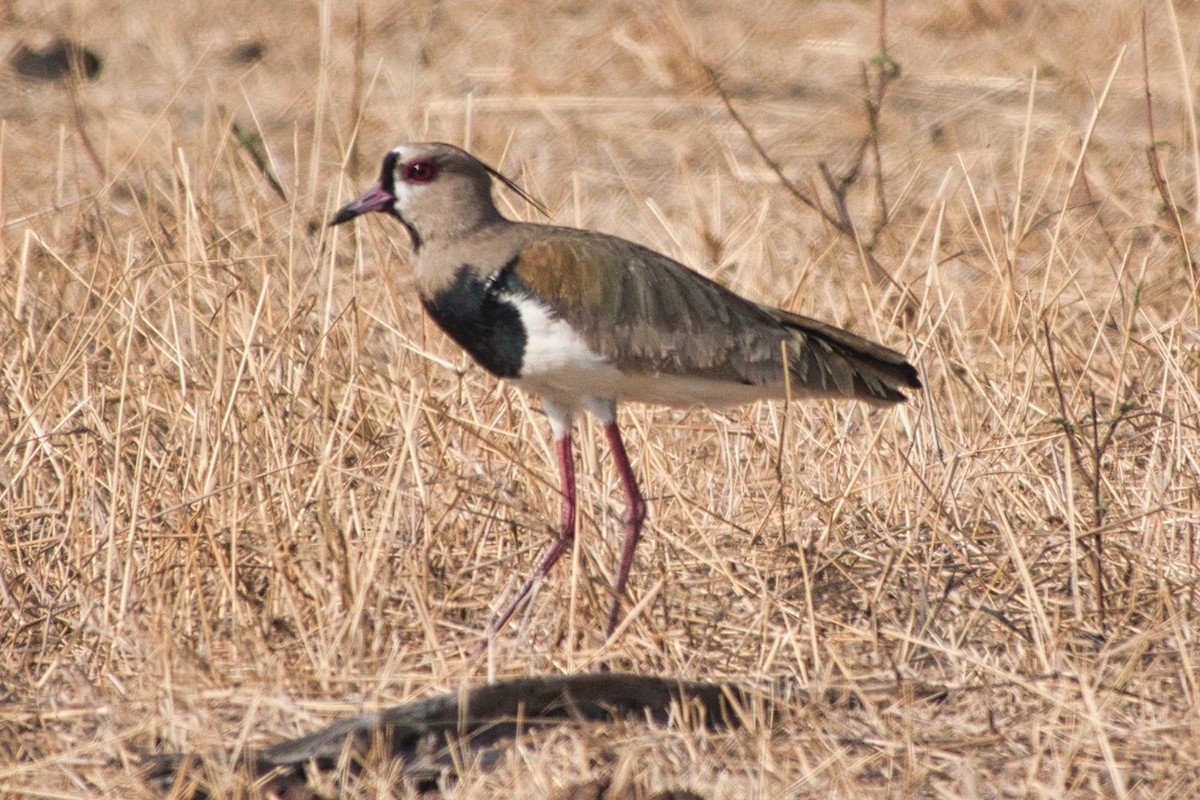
(329, 142, 541, 248)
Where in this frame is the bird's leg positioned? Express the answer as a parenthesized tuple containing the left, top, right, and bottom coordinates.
(489, 432, 576, 634)
(602, 420, 647, 638)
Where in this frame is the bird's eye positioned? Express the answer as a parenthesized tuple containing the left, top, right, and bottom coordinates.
(402, 159, 439, 184)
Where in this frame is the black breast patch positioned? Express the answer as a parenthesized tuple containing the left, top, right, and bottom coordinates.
(421, 261, 527, 379)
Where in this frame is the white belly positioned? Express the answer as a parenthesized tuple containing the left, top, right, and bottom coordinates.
(509, 292, 788, 412)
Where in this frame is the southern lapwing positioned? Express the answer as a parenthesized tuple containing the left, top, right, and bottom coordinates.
(330, 142, 920, 639)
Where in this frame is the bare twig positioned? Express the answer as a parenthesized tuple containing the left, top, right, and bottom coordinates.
(705, 0, 902, 287)
(701, 63, 834, 227)
(1163, 0, 1200, 225)
(1141, 8, 1195, 274)
(1039, 315, 1141, 634)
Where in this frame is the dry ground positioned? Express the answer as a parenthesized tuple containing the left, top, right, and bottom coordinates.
(4, 0, 1200, 796)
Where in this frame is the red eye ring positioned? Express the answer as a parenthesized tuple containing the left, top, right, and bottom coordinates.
(402, 159, 439, 184)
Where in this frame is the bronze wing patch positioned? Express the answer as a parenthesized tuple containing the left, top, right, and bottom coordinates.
(508, 233, 789, 385)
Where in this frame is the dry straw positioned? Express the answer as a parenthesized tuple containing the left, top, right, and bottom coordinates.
(3, 1, 1200, 796)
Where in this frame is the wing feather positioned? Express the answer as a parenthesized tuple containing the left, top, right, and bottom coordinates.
(507, 230, 919, 404)
(510, 232, 782, 383)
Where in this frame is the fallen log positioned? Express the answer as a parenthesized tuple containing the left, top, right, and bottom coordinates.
(144, 672, 770, 798)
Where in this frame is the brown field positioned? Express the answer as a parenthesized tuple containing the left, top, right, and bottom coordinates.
(4, 0, 1200, 796)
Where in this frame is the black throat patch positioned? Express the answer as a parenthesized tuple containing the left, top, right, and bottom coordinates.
(420, 261, 526, 379)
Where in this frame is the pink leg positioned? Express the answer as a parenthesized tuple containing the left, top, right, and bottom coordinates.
(490, 433, 576, 634)
(603, 420, 647, 638)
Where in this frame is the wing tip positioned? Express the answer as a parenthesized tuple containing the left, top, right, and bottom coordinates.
(856, 360, 922, 405)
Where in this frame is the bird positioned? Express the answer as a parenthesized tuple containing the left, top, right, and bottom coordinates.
(330, 142, 920, 639)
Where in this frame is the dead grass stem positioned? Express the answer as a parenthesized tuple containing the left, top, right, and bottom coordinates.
(4, 1, 1200, 797)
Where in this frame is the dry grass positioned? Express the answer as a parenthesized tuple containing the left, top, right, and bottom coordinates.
(4, 0, 1200, 796)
